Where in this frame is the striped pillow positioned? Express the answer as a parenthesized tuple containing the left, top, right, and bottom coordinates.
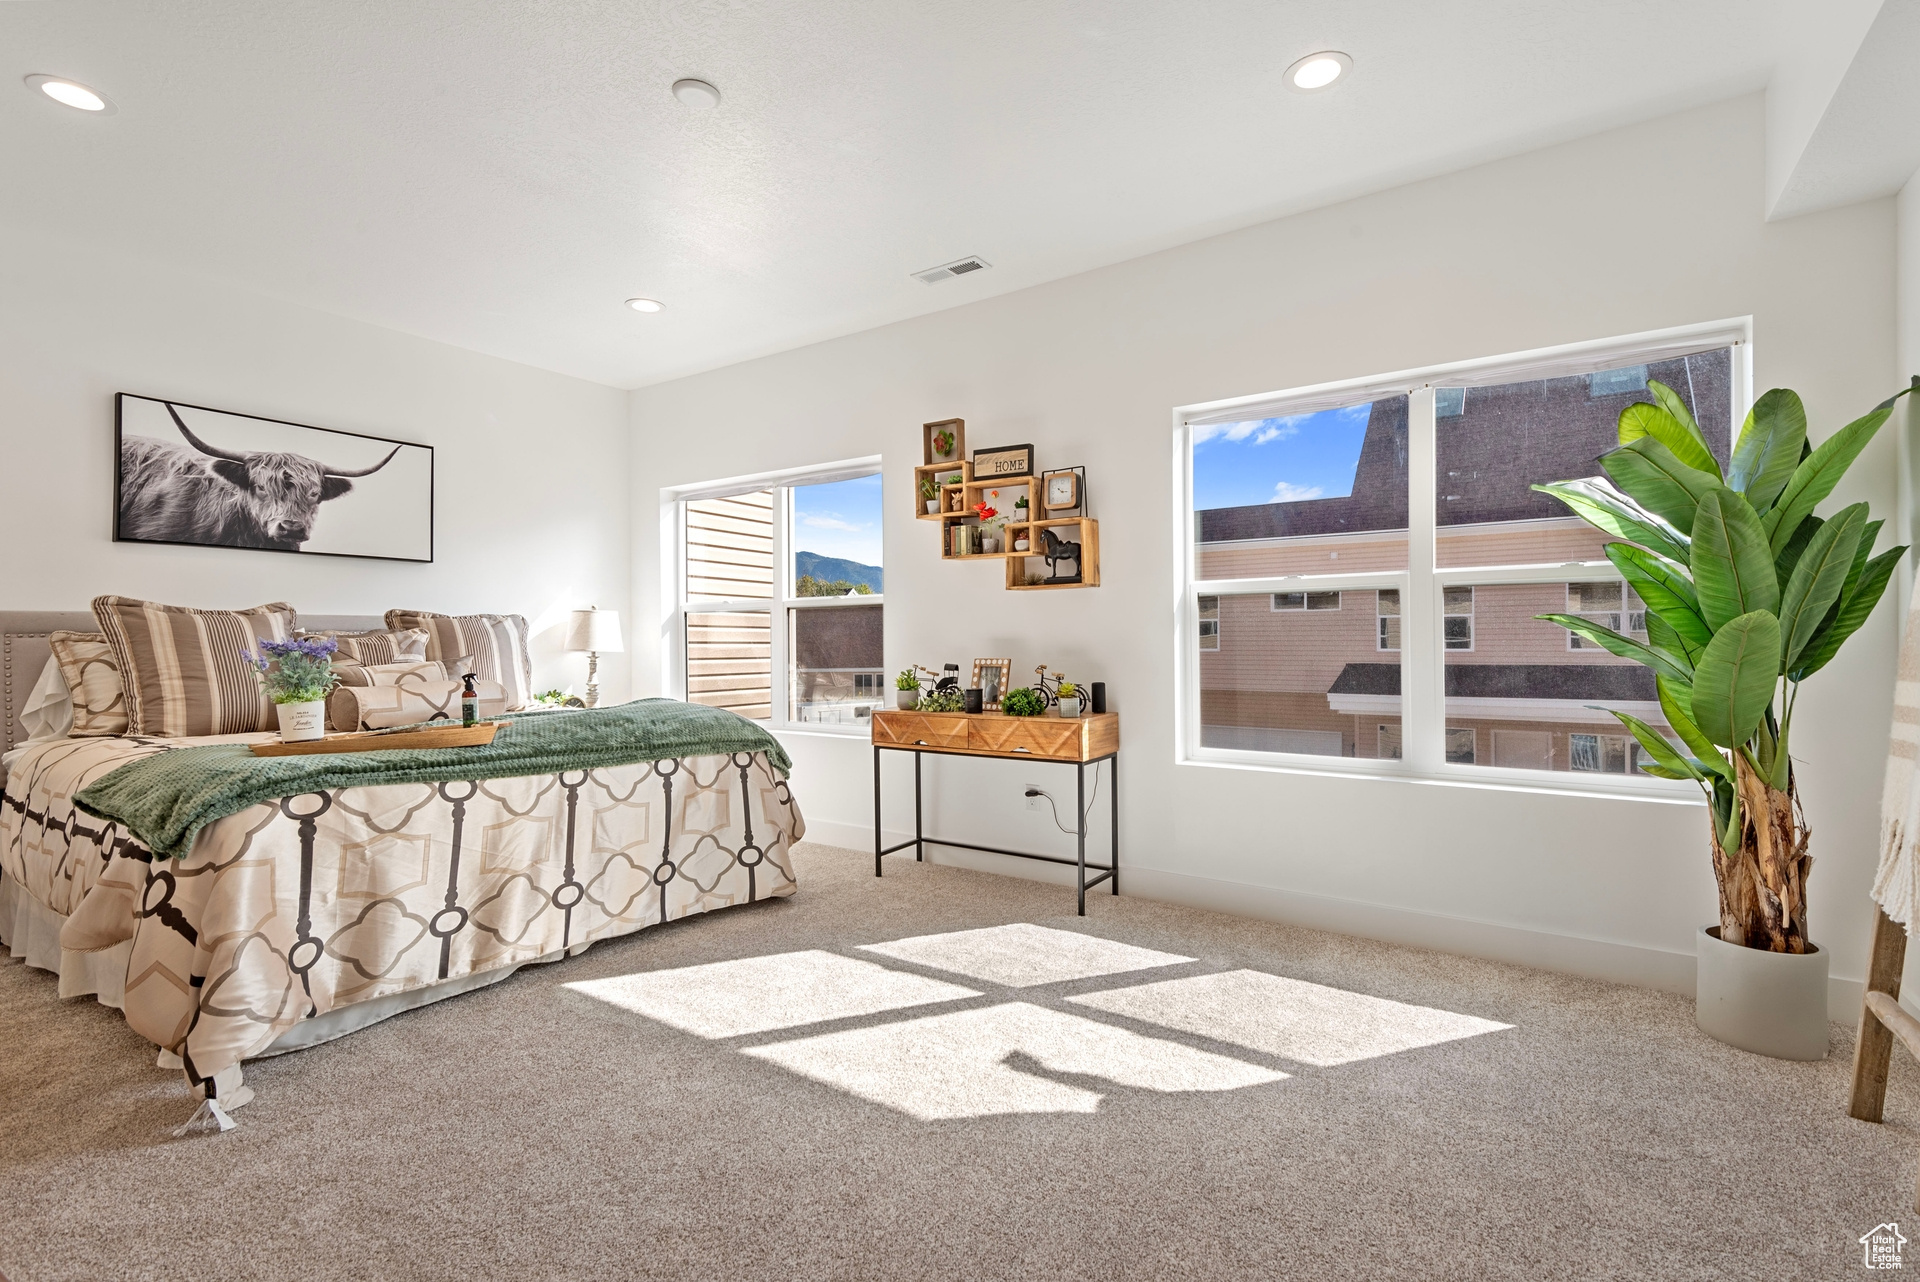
(48, 631, 128, 737)
(91, 597, 299, 737)
(300, 627, 429, 666)
(383, 611, 532, 709)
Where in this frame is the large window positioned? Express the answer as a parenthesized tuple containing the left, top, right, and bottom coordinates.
(676, 464, 883, 730)
(1180, 322, 1746, 790)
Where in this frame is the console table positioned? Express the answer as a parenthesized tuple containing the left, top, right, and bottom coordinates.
(870, 709, 1119, 914)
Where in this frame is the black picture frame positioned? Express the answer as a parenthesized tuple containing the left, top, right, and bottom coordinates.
(114, 393, 435, 563)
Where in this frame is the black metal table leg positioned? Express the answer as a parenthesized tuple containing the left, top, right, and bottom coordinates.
(1076, 759, 1087, 915)
(1110, 753, 1119, 895)
(914, 750, 924, 861)
(873, 745, 883, 878)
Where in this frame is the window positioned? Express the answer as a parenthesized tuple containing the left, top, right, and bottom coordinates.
(675, 463, 883, 731)
(1566, 581, 1647, 647)
(1587, 365, 1648, 397)
(1273, 591, 1341, 611)
(1377, 589, 1400, 652)
(1443, 585, 1473, 651)
(1569, 734, 1655, 775)
(1181, 322, 1745, 789)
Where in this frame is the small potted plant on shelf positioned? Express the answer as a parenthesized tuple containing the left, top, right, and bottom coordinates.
(919, 476, 940, 515)
(895, 667, 922, 710)
(243, 635, 341, 742)
(1056, 680, 1081, 717)
(1001, 687, 1046, 717)
(1013, 495, 1030, 550)
(973, 500, 1005, 554)
(933, 425, 957, 461)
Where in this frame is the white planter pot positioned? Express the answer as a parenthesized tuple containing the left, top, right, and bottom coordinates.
(276, 699, 327, 742)
(896, 691, 917, 709)
(1695, 926, 1829, 1060)
(982, 535, 999, 554)
(1058, 698, 1082, 717)
(925, 500, 940, 514)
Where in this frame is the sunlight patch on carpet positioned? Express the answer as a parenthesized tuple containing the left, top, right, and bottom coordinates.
(566, 950, 979, 1038)
(858, 922, 1193, 987)
(745, 1001, 1285, 1120)
(1068, 969, 1512, 1066)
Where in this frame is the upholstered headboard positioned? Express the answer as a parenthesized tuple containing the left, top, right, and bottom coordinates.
(1, 609, 383, 778)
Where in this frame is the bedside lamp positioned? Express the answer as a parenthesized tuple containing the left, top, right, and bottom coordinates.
(565, 607, 623, 708)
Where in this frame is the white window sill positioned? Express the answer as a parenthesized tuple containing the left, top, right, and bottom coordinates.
(1178, 748, 1704, 805)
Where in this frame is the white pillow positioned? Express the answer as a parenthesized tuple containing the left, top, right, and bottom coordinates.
(1, 656, 74, 771)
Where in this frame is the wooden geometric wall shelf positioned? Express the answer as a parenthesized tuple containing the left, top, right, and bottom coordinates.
(914, 423, 1098, 588)
(1005, 517, 1099, 589)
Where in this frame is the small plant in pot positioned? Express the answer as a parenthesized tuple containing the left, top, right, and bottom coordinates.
(1001, 687, 1047, 717)
(244, 636, 341, 742)
(895, 667, 922, 710)
(917, 687, 966, 713)
(919, 476, 940, 515)
(1056, 680, 1082, 716)
(1535, 377, 1916, 1059)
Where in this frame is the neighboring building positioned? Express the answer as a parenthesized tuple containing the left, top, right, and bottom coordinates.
(1197, 351, 1730, 773)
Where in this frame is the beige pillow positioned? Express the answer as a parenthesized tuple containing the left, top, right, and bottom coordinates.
(327, 677, 508, 732)
(300, 627, 429, 666)
(48, 631, 128, 737)
(384, 611, 532, 710)
(92, 597, 299, 737)
(331, 659, 448, 688)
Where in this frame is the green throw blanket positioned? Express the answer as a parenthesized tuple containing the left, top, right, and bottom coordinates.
(73, 699, 792, 861)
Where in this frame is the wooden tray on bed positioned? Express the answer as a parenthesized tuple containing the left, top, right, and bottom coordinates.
(249, 721, 511, 757)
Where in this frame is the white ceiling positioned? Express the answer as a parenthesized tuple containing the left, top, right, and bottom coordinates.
(2, 1, 1796, 389)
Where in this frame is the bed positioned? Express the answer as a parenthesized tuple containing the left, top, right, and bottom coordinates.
(0, 610, 803, 1122)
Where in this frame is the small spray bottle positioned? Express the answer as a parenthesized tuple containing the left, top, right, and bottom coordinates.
(461, 672, 480, 727)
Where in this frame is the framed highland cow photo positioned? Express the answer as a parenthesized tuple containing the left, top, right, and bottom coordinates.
(114, 394, 434, 562)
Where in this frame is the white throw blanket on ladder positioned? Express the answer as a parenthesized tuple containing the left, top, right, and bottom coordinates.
(1875, 566, 1920, 932)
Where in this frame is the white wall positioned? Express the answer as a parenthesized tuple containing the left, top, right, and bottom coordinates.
(0, 232, 631, 699)
(630, 94, 1899, 1015)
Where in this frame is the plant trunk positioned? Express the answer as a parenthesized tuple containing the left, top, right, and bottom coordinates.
(1710, 753, 1812, 953)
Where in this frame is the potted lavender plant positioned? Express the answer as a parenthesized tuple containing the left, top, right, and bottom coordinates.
(244, 636, 341, 742)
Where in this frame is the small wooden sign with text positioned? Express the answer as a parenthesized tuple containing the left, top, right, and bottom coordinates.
(972, 443, 1034, 478)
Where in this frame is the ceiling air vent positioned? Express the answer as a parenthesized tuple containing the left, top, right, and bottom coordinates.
(912, 256, 991, 285)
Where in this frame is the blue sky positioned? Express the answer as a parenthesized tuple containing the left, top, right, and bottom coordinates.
(793, 473, 883, 567)
(1191, 403, 1372, 511)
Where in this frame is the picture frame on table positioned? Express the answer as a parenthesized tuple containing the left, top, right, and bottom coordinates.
(971, 658, 1012, 711)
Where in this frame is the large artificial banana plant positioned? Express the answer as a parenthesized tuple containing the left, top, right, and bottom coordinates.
(1534, 377, 1916, 953)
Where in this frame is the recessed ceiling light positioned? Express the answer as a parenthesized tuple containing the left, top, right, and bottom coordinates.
(671, 79, 721, 109)
(24, 74, 116, 114)
(1285, 51, 1351, 92)
(626, 297, 665, 313)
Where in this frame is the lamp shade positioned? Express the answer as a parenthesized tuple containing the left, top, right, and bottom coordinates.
(565, 608, 624, 653)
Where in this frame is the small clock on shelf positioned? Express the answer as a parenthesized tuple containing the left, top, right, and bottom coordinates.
(1042, 467, 1084, 514)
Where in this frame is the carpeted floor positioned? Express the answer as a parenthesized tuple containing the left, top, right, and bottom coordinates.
(3, 842, 1917, 1281)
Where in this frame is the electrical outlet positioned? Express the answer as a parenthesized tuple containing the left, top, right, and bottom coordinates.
(1025, 785, 1046, 812)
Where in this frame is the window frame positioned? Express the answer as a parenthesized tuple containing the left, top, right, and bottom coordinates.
(664, 455, 885, 738)
(1173, 318, 1750, 799)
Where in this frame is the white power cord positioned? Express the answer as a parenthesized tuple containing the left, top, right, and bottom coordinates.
(1024, 761, 1104, 836)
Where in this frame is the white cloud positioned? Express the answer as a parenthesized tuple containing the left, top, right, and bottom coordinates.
(1271, 481, 1324, 502)
(1193, 416, 1305, 447)
(801, 513, 864, 533)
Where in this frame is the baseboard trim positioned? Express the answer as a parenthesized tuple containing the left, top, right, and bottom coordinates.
(795, 818, 1867, 1023)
